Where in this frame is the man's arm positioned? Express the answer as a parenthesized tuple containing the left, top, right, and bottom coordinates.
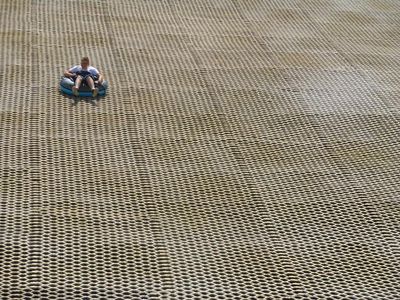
(92, 67, 103, 84)
(64, 66, 78, 78)
(97, 72, 103, 84)
(64, 69, 76, 78)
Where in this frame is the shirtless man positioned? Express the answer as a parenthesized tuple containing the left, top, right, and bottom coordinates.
(64, 56, 103, 97)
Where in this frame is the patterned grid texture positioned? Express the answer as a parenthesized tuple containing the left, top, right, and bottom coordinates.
(1, 0, 400, 299)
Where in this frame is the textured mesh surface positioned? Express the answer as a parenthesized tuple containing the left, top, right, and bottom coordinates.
(1, 0, 400, 299)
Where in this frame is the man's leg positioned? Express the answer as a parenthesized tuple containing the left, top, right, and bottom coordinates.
(86, 76, 98, 97)
(72, 75, 82, 96)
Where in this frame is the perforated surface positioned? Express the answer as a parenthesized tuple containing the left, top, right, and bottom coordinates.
(1, 0, 400, 299)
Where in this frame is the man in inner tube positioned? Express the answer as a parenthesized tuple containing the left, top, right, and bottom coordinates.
(64, 56, 104, 97)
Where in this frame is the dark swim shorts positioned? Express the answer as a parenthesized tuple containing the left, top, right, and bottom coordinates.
(74, 71, 99, 82)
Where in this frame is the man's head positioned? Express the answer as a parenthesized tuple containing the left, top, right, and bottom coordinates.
(80, 56, 90, 68)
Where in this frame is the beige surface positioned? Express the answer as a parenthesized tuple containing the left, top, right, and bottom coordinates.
(0, 0, 399, 298)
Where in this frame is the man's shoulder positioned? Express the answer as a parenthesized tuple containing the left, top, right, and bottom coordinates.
(69, 65, 81, 71)
(88, 66, 100, 73)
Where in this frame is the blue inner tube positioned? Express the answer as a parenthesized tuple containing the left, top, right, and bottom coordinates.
(60, 76, 108, 97)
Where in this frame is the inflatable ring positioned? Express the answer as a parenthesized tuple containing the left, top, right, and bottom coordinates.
(60, 76, 108, 97)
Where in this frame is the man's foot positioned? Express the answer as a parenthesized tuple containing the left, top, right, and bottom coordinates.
(92, 88, 98, 97)
(72, 86, 79, 96)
